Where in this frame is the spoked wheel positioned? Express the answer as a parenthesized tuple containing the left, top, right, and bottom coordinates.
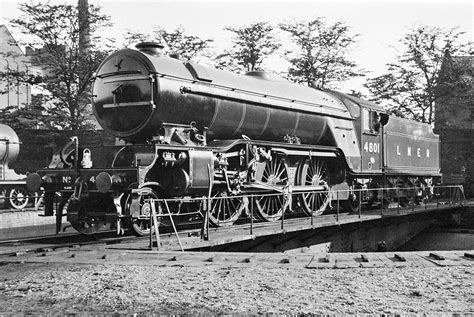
(254, 155, 289, 222)
(8, 187, 29, 210)
(68, 200, 105, 235)
(0, 189, 7, 208)
(208, 190, 245, 227)
(124, 187, 160, 236)
(297, 158, 330, 216)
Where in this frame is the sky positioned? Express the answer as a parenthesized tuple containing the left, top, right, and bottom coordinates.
(0, 0, 472, 92)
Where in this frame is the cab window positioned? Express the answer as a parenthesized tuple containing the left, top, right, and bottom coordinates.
(371, 112, 381, 132)
(362, 108, 370, 131)
(363, 108, 382, 133)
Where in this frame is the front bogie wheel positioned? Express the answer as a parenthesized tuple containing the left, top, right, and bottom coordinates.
(208, 190, 245, 227)
(68, 199, 106, 235)
(124, 187, 160, 236)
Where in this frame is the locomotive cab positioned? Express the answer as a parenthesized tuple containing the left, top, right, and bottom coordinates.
(360, 107, 385, 173)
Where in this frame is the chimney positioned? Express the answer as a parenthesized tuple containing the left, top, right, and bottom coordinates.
(135, 42, 164, 56)
(78, 0, 90, 54)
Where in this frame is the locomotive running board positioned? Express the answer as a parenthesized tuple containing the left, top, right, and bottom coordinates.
(271, 147, 337, 157)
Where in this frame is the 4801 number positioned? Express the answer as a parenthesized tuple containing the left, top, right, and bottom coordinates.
(364, 142, 380, 153)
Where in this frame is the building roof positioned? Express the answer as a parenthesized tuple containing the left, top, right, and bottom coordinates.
(0, 24, 31, 71)
(0, 25, 24, 56)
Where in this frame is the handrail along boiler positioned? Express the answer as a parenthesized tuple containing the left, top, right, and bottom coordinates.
(26, 42, 441, 235)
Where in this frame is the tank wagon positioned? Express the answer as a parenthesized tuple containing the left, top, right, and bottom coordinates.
(0, 124, 31, 209)
(26, 42, 441, 235)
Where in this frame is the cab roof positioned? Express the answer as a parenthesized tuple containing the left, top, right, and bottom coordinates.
(326, 90, 386, 118)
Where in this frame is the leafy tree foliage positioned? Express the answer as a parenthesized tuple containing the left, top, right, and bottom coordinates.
(279, 18, 364, 88)
(0, 98, 47, 130)
(365, 24, 472, 123)
(435, 53, 473, 129)
(122, 29, 150, 48)
(122, 26, 213, 62)
(154, 26, 213, 62)
(215, 22, 281, 73)
(2, 1, 112, 130)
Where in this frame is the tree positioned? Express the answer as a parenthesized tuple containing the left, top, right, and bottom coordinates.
(365, 24, 472, 123)
(279, 18, 364, 88)
(216, 22, 281, 73)
(121, 26, 212, 62)
(153, 25, 213, 62)
(0, 97, 48, 130)
(434, 52, 473, 129)
(3, 1, 112, 130)
(122, 29, 150, 48)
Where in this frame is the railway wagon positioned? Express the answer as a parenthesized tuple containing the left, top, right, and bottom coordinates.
(0, 124, 31, 209)
(26, 42, 441, 235)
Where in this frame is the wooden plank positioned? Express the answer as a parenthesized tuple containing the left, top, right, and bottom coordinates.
(394, 253, 407, 262)
(429, 252, 445, 261)
(305, 254, 336, 269)
(464, 252, 474, 259)
(358, 253, 386, 268)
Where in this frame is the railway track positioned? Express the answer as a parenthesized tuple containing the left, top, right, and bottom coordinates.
(0, 230, 134, 257)
(0, 198, 470, 256)
(0, 217, 210, 256)
(1, 215, 472, 270)
(0, 211, 349, 256)
(1, 241, 473, 269)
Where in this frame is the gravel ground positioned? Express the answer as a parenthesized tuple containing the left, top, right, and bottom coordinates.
(0, 262, 472, 314)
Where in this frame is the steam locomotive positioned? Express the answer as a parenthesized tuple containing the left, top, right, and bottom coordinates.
(0, 124, 31, 210)
(26, 42, 441, 235)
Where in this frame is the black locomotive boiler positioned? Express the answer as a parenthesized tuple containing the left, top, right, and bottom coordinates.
(26, 42, 441, 235)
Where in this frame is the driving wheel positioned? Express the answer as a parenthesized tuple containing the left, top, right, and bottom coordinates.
(297, 158, 330, 216)
(254, 155, 289, 222)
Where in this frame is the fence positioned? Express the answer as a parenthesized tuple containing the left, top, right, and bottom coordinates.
(147, 184, 467, 251)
